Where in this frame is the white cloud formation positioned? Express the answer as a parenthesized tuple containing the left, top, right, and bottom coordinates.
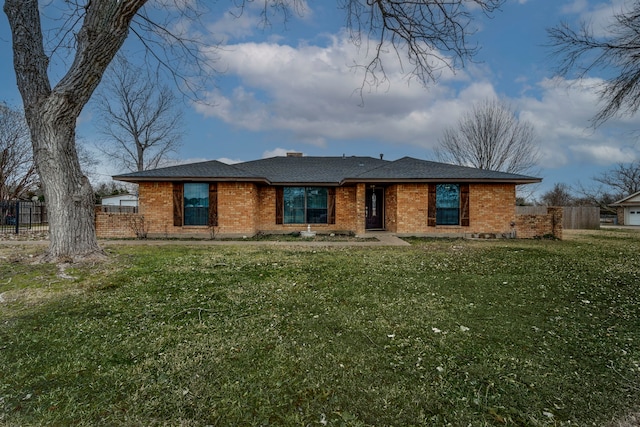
(206, 0, 312, 42)
(192, 26, 640, 174)
(561, 0, 635, 36)
(569, 144, 637, 164)
(561, 0, 590, 15)
(207, 9, 261, 41)
(194, 33, 469, 148)
(217, 157, 242, 164)
(517, 76, 640, 168)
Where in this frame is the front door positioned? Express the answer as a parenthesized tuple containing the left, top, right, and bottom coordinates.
(365, 187, 384, 229)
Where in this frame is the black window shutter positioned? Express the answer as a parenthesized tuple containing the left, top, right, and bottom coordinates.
(275, 187, 283, 224)
(209, 183, 218, 226)
(173, 183, 183, 226)
(427, 184, 436, 227)
(460, 184, 470, 227)
(327, 187, 336, 224)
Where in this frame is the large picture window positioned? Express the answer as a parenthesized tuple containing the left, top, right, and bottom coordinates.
(184, 183, 209, 226)
(436, 184, 460, 225)
(428, 183, 469, 227)
(283, 187, 328, 224)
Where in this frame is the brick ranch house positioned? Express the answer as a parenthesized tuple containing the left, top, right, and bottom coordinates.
(102, 153, 558, 239)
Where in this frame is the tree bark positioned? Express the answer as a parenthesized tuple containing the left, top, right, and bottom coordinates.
(29, 107, 102, 261)
(4, 0, 146, 261)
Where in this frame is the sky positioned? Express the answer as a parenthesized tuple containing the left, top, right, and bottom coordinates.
(1, 0, 639, 200)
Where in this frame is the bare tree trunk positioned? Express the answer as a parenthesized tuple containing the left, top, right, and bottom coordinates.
(4, 0, 145, 261)
(29, 106, 102, 260)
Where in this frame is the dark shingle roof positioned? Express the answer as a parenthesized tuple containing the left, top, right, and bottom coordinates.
(236, 156, 388, 184)
(114, 156, 541, 185)
(113, 160, 263, 182)
(350, 157, 540, 183)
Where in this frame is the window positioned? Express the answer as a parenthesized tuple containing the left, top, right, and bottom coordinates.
(283, 187, 328, 224)
(173, 183, 217, 227)
(436, 184, 460, 225)
(428, 183, 469, 227)
(184, 183, 209, 225)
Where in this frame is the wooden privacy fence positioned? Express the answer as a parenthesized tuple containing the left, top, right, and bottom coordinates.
(516, 206, 600, 230)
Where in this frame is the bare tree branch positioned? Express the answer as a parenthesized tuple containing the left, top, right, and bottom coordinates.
(93, 55, 183, 172)
(540, 182, 574, 206)
(0, 104, 37, 201)
(340, 0, 504, 89)
(548, 3, 640, 126)
(593, 161, 640, 197)
(435, 99, 540, 175)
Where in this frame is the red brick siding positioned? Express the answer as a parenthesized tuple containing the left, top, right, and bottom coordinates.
(216, 182, 258, 235)
(98, 181, 532, 238)
(515, 207, 563, 239)
(467, 183, 516, 235)
(95, 211, 138, 238)
(394, 183, 430, 233)
(336, 186, 358, 231)
(133, 182, 258, 237)
(390, 183, 516, 235)
(384, 185, 398, 232)
(616, 207, 625, 225)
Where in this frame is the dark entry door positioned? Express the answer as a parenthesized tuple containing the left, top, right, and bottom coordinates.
(365, 187, 384, 229)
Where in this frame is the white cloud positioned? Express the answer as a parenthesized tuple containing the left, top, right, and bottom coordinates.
(561, 0, 590, 15)
(192, 29, 640, 174)
(217, 157, 242, 164)
(194, 33, 469, 149)
(206, 0, 312, 42)
(561, 0, 635, 37)
(569, 144, 637, 164)
(207, 9, 261, 41)
(517, 76, 640, 168)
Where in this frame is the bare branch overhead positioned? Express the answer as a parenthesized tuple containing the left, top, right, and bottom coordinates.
(548, 2, 640, 126)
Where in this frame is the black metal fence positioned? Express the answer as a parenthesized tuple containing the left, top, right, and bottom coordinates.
(0, 200, 48, 234)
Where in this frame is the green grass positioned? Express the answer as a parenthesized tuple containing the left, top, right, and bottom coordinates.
(1, 230, 640, 426)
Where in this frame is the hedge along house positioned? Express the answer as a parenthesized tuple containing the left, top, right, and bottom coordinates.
(112, 153, 542, 238)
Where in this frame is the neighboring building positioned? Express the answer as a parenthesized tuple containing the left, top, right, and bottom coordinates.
(112, 154, 541, 238)
(611, 191, 640, 226)
(98, 193, 139, 214)
(100, 194, 139, 207)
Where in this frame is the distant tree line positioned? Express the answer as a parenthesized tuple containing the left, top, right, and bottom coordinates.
(536, 161, 640, 212)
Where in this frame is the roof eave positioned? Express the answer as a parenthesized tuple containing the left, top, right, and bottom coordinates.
(340, 178, 542, 185)
(113, 176, 271, 184)
(268, 182, 341, 186)
(610, 202, 640, 207)
(611, 190, 640, 205)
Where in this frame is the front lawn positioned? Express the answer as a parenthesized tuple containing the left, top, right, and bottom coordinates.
(1, 230, 639, 426)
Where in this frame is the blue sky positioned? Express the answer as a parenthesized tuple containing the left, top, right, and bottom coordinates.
(1, 0, 638, 199)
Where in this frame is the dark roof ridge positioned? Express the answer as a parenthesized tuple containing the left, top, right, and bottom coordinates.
(113, 159, 263, 182)
(347, 155, 405, 178)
